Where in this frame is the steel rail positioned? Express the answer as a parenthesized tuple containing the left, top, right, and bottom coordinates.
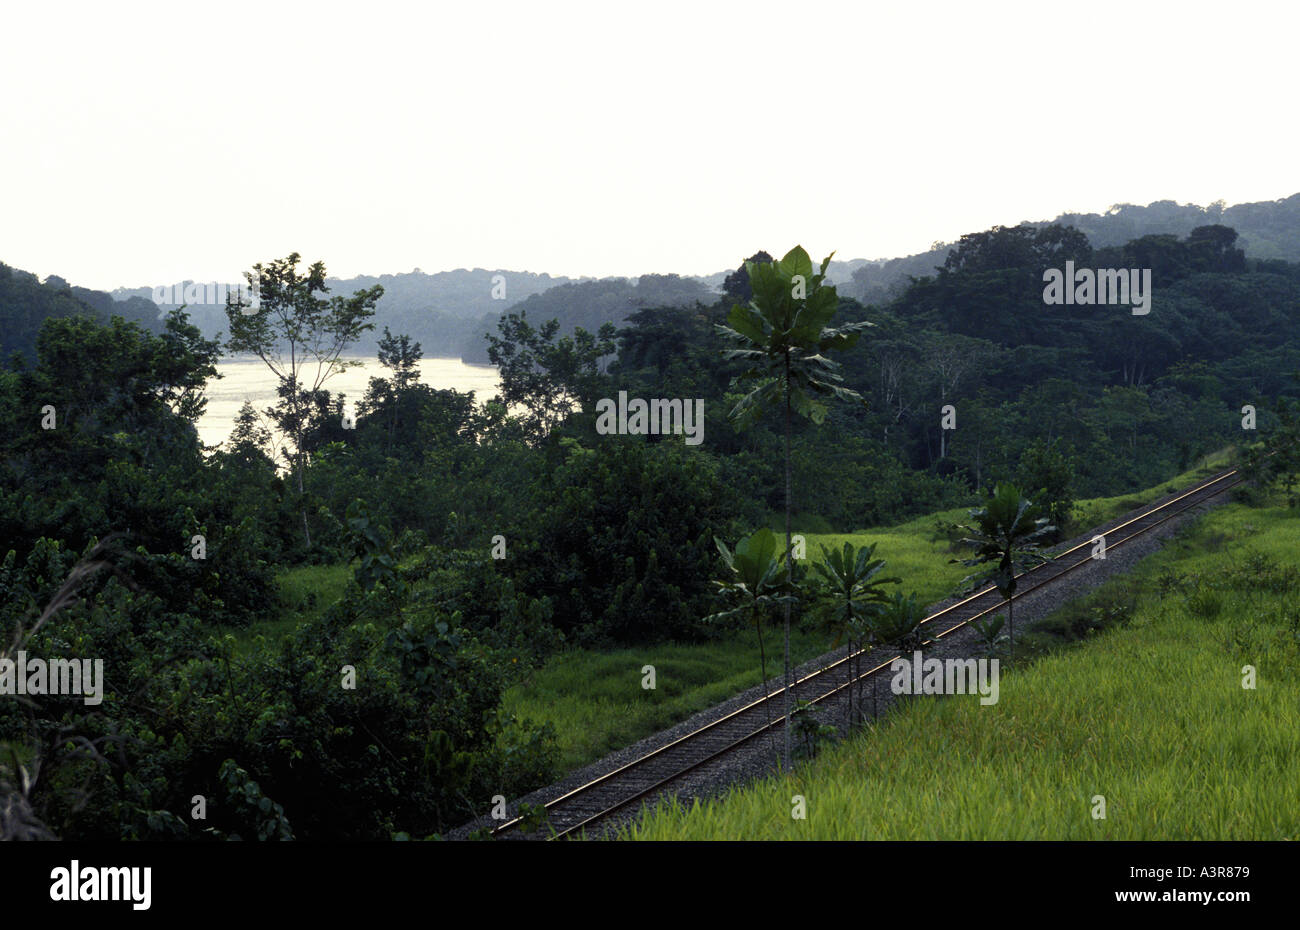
(492, 466, 1241, 839)
(544, 468, 1242, 839)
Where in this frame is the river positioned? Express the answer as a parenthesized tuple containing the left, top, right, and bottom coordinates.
(197, 355, 501, 449)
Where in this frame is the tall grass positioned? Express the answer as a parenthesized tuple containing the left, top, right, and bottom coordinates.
(621, 501, 1299, 840)
(1070, 446, 1236, 531)
(501, 452, 1246, 775)
(234, 451, 1248, 781)
(501, 629, 829, 774)
(231, 562, 352, 657)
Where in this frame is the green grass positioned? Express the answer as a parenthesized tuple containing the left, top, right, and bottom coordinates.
(228, 450, 1245, 781)
(797, 507, 982, 608)
(497, 449, 1244, 776)
(501, 628, 829, 775)
(231, 562, 352, 657)
(797, 447, 1239, 611)
(620, 499, 1300, 840)
(1069, 446, 1236, 530)
(502, 513, 980, 776)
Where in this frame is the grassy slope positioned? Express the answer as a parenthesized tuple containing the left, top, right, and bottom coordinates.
(798, 449, 1234, 606)
(622, 499, 1299, 840)
(231, 563, 351, 658)
(499, 629, 828, 774)
(249, 450, 1239, 778)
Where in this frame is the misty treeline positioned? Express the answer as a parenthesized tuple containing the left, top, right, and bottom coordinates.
(84, 192, 1300, 362)
(849, 192, 1300, 303)
(107, 267, 718, 364)
(1, 215, 1298, 840)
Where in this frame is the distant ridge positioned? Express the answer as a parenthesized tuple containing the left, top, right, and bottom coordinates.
(96, 190, 1300, 362)
(847, 192, 1300, 304)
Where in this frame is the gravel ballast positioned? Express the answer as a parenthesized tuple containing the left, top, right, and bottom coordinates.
(449, 477, 1233, 840)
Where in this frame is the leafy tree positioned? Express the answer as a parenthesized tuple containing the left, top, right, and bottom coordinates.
(865, 334, 922, 447)
(1015, 439, 1075, 533)
(1093, 385, 1159, 461)
(717, 245, 873, 768)
(864, 592, 929, 718)
(1186, 224, 1247, 274)
(923, 332, 1002, 460)
(485, 310, 616, 443)
(228, 400, 274, 464)
(721, 250, 774, 303)
(1241, 388, 1300, 509)
(707, 527, 796, 731)
(810, 542, 899, 727)
(377, 326, 422, 392)
(14, 309, 218, 456)
(358, 327, 426, 454)
(513, 438, 741, 643)
(224, 253, 383, 547)
(954, 483, 1055, 657)
(944, 391, 1005, 491)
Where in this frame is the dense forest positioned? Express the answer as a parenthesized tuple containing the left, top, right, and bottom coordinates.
(109, 268, 718, 362)
(0, 265, 164, 362)
(851, 193, 1300, 303)
(2, 212, 1299, 840)
(93, 193, 1300, 364)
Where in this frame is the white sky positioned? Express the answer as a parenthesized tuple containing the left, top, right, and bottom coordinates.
(1, 0, 1296, 291)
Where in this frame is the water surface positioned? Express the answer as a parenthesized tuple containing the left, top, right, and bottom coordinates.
(199, 355, 500, 448)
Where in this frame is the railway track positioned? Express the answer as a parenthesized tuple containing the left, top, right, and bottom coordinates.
(491, 467, 1244, 840)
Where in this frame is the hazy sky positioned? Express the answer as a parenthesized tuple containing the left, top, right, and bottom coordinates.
(2, 0, 1295, 291)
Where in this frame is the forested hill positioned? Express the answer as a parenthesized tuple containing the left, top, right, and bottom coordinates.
(110, 268, 582, 361)
(107, 267, 719, 362)
(5, 225, 1300, 841)
(849, 192, 1300, 304)
(0, 263, 164, 362)
(23, 190, 1300, 366)
(458, 273, 717, 363)
(819, 221, 1300, 513)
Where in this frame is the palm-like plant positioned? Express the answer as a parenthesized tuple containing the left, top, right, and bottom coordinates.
(706, 528, 797, 731)
(717, 245, 873, 770)
(810, 542, 899, 728)
(954, 483, 1055, 658)
(865, 592, 929, 719)
(970, 613, 1007, 657)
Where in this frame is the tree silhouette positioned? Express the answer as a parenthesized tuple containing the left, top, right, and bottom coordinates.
(717, 245, 873, 769)
(954, 483, 1055, 657)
